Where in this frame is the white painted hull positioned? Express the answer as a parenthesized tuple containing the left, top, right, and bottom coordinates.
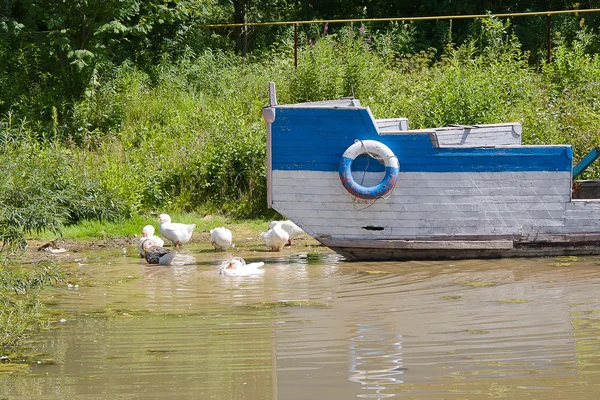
(272, 170, 600, 261)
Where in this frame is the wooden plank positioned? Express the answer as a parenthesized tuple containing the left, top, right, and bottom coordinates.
(274, 171, 571, 188)
(434, 123, 522, 147)
(293, 216, 568, 232)
(273, 197, 568, 212)
(273, 192, 572, 205)
(330, 243, 600, 261)
(375, 118, 409, 131)
(319, 238, 514, 250)
(293, 223, 570, 239)
(272, 170, 571, 183)
(279, 209, 572, 222)
(567, 200, 600, 210)
(274, 183, 571, 197)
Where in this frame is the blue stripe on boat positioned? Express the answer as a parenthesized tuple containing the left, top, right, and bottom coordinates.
(271, 108, 572, 173)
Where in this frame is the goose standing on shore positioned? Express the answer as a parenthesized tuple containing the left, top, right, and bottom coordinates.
(218, 257, 264, 277)
(210, 227, 233, 251)
(269, 220, 304, 245)
(260, 222, 289, 252)
(137, 225, 164, 257)
(157, 214, 196, 249)
(140, 239, 177, 265)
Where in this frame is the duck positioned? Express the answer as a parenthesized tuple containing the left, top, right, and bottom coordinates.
(137, 225, 165, 257)
(140, 239, 177, 265)
(269, 220, 304, 245)
(157, 214, 196, 248)
(210, 227, 233, 251)
(259, 222, 289, 252)
(218, 257, 265, 277)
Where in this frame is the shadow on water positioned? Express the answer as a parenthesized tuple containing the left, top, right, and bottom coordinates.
(2, 245, 600, 399)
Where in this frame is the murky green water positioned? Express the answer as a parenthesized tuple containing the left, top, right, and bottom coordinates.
(2, 246, 600, 399)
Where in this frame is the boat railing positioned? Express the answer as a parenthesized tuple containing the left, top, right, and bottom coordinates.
(374, 121, 523, 148)
(375, 118, 409, 132)
(572, 147, 600, 200)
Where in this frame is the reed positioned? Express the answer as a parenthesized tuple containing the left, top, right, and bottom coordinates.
(0, 260, 65, 353)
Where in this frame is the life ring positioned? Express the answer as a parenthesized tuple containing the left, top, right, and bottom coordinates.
(339, 140, 399, 199)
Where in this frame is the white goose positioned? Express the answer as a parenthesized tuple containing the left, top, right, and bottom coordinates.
(210, 227, 233, 251)
(157, 214, 196, 248)
(260, 222, 289, 252)
(269, 220, 304, 245)
(218, 257, 264, 277)
(137, 225, 165, 257)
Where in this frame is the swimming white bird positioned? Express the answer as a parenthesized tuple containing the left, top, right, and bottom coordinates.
(218, 257, 264, 277)
(140, 239, 177, 265)
(259, 222, 289, 252)
(269, 220, 304, 245)
(137, 225, 165, 257)
(210, 227, 233, 251)
(157, 214, 196, 248)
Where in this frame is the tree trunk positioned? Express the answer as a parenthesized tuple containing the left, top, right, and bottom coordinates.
(233, 0, 249, 55)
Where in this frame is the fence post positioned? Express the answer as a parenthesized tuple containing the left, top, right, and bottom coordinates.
(294, 23, 298, 68)
(547, 13, 552, 63)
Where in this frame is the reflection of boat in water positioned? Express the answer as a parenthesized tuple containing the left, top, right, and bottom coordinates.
(348, 324, 404, 399)
(262, 82, 600, 261)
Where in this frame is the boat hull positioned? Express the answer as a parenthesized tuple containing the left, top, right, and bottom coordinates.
(322, 236, 600, 261)
(263, 86, 600, 261)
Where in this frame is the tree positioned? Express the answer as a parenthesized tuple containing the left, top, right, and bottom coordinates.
(0, 1, 207, 121)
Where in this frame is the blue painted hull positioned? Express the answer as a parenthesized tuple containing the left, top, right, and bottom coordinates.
(271, 108, 572, 174)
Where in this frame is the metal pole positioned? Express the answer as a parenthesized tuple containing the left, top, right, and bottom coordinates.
(294, 23, 298, 68)
(547, 13, 552, 63)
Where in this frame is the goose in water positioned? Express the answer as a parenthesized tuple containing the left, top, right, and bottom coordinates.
(260, 222, 289, 252)
(269, 220, 304, 245)
(137, 225, 164, 257)
(157, 214, 196, 248)
(218, 257, 264, 277)
(210, 227, 233, 251)
(140, 239, 177, 265)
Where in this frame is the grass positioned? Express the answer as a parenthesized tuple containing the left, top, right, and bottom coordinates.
(458, 281, 497, 288)
(27, 214, 271, 242)
(244, 301, 332, 309)
(443, 295, 462, 301)
(549, 262, 572, 268)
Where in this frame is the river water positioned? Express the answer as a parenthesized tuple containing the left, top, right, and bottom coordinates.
(2, 244, 600, 399)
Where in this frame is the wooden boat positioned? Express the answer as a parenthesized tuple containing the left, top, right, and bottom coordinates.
(262, 83, 600, 261)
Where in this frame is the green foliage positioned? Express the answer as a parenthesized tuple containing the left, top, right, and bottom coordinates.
(291, 28, 386, 101)
(0, 126, 139, 251)
(0, 260, 65, 352)
(1, 14, 600, 250)
(0, 140, 67, 252)
(538, 27, 600, 179)
(0, 0, 212, 135)
(368, 21, 417, 60)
